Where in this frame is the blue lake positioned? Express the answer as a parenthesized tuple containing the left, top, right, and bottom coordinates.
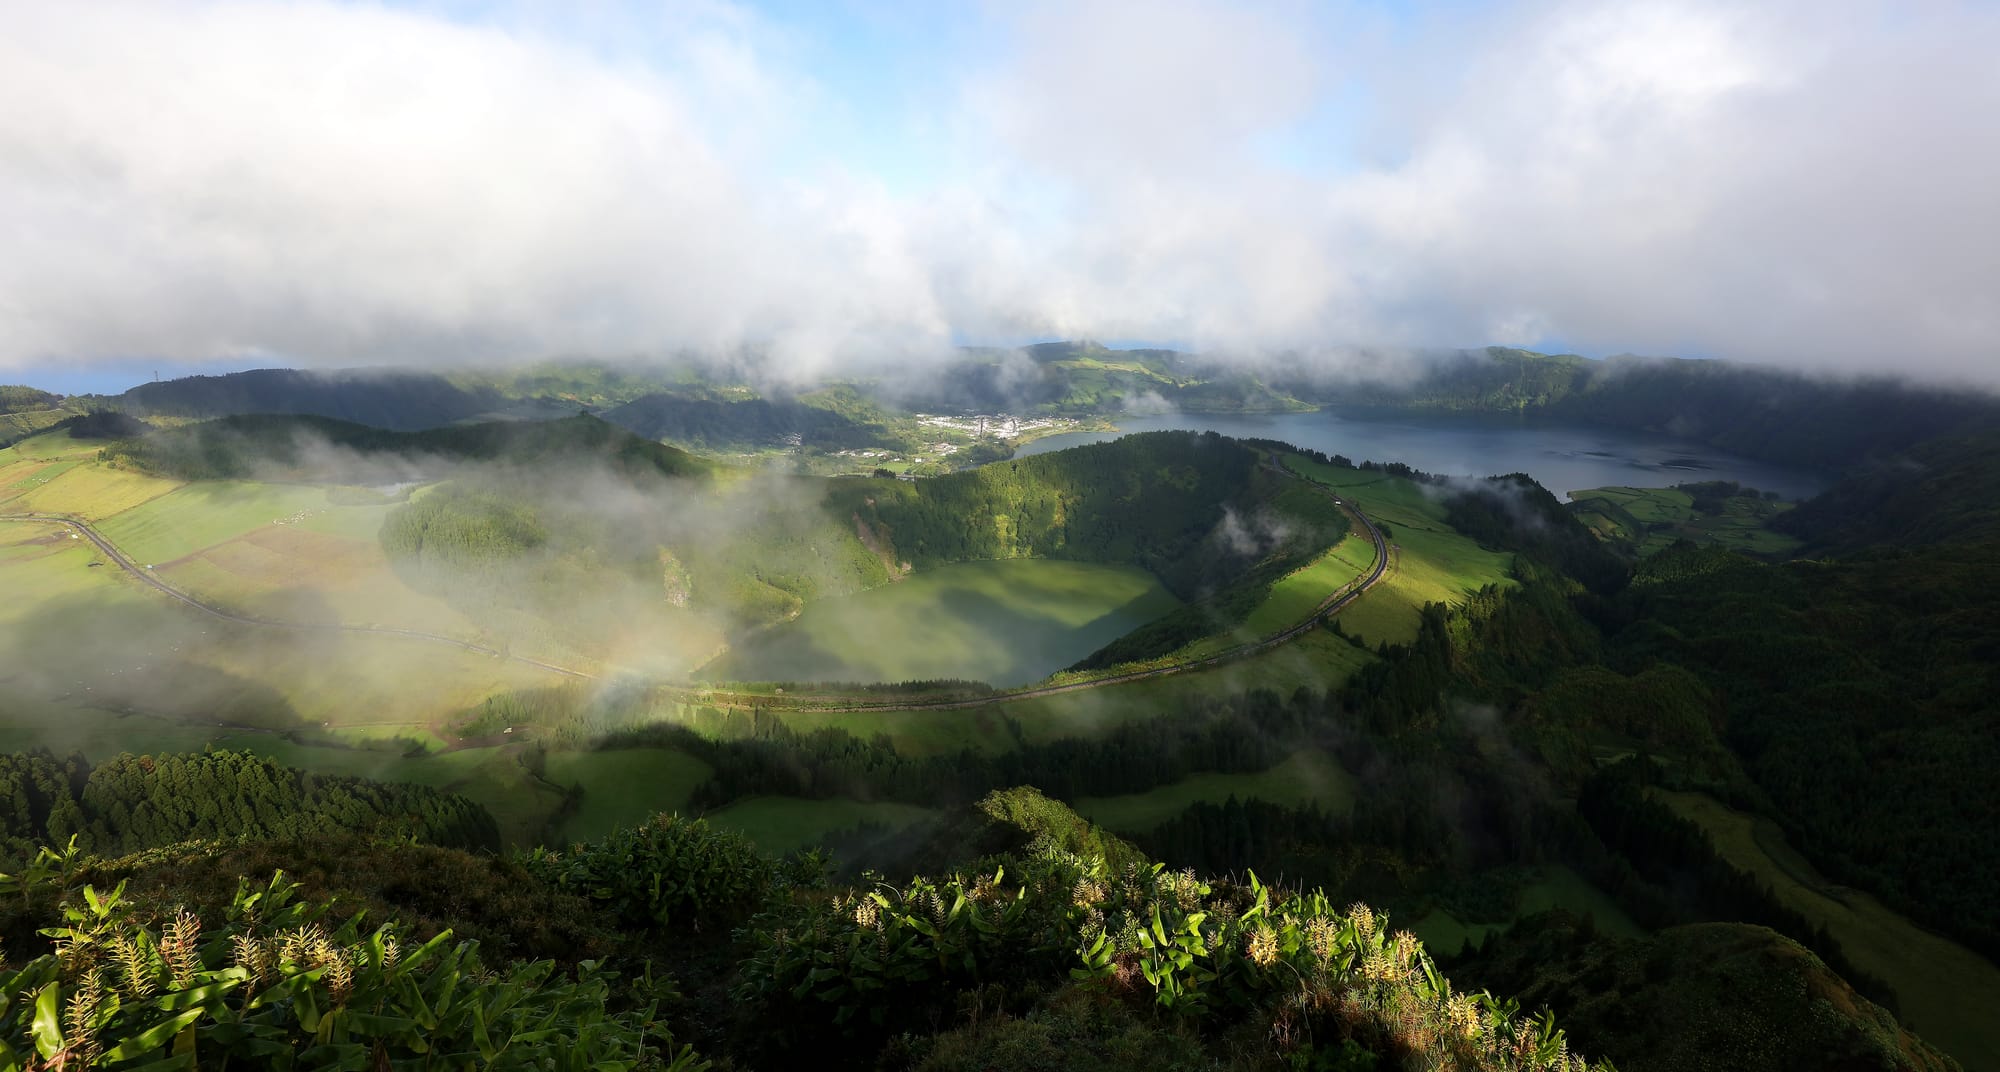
(1016, 410, 1829, 501)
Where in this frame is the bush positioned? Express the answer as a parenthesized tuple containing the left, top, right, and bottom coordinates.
(519, 814, 775, 934)
(0, 852, 706, 1070)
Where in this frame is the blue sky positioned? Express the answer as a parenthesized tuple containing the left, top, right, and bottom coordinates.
(2, 0, 1996, 390)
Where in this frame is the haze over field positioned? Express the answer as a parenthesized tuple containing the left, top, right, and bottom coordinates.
(3, 0, 1997, 389)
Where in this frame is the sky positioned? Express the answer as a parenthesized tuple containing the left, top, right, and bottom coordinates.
(2, 0, 1997, 393)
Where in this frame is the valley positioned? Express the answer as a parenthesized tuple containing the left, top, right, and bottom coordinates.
(1, 348, 1995, 1071)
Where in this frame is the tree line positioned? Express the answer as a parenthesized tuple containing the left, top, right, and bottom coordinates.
(0, 749, 498, 863)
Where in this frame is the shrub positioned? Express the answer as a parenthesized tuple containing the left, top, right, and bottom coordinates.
(519, 814, 775, 934)
(0, 848, 705, 1070)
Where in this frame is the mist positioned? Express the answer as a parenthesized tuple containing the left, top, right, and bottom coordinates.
(2, 1, 1995, 387)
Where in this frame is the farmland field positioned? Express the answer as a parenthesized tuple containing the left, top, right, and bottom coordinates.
(701, 558, 1182, 687)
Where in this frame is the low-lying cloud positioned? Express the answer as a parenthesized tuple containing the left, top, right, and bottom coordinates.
(1, 1, 1995, 386)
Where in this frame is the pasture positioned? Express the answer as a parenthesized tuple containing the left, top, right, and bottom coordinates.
(547, 748, 714, 843)
(96, 481, 341, 565)
(703, 796, 939, 854)
(1568, 485, 1802, 557)
(1652, 789, 2000, 1068)
(702, 558, 1181, 688)
(1284, 457, 1519, 646)
(1072, 749, 1355, 834)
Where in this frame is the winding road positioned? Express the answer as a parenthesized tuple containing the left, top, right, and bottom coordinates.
(0, 459, 1391, 712)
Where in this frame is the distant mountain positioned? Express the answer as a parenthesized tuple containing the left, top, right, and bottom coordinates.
(107, 412, 711, 482)
(1296, 347, 2000, 471)
(601, 393, 895, 451)
(117, 368, 501, 430)
(890, 341, 1310, 414)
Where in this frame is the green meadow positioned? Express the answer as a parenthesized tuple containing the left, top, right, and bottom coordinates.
(704, 796, 940, 854)
(95, 481, 343, 565)
(547, 748, 714, 843)
(1073, 748, 1355, 834)
(1568, 484, 1802, 557)
(1283, 457, 1519, 646)
(702, 558, 1182, 688)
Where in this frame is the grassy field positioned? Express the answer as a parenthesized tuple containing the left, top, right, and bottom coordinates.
(703, 796, 939, 854)
(703, 559, 1182, 688)
(1653, 789, 2000, 1069)
(1072, 749, 1355, 834)
(547, 748, 714, 842)
(1407, 866, 1643, 954)
(682, 626, 1381, 758)
(1283, 458, 1519, 646)
(1164, 536, 1375, 661)
(96, 481, 341, 564)
(1569, 485, 1802, 557)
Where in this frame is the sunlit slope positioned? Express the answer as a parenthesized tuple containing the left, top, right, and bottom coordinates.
(700, 559, 1181, 687)
(1284, 455, 1517, 645)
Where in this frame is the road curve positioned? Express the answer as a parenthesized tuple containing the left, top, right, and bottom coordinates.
(676, 461, 1392, 713)
(0, 455, 1388, 711)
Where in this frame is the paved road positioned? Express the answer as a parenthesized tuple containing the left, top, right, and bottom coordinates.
(678, 461, 1392, 712)
(0, 458, 1389, 711)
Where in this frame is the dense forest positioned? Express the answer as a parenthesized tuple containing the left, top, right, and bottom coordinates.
(111, 368, 504, 430)
(105, 412, 712, 482)
(0, 385, 61, 413)
(0, 749, 498, 862)
(602, 392, 896, 451)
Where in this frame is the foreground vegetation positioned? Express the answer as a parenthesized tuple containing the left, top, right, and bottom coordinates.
(0, 791, 1618, 1071)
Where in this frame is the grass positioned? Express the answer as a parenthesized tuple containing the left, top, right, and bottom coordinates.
(703, 559, 1182, 688)
(1569, 485, 1802, 557)
(1283, 458, 1519, 646)
(703, 796, 939, 854)
(547, 748, 715, 843)
(1652, 789, 2000, 1068)
(1406, 866, 1643, 954)
(3, 458, 182, 519)
(1165, 536, 1375, 661)
(96, 481, 342, 564)
(1072, 749, 1355, 834)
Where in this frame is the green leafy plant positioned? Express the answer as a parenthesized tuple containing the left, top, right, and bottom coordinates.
(0, 861, 706, 1070)
(519, 814, 774, 933)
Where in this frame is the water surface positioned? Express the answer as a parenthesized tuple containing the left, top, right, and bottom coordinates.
(1018, 410, 1828, 500)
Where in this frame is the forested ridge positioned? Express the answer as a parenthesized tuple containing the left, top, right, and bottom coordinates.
(105, 412, 711, 482)
(1297, 347, 2000, 470)
(834, 430, 1346, 599)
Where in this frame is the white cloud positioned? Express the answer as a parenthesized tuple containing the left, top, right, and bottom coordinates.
(1, 0, 1996, 386)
